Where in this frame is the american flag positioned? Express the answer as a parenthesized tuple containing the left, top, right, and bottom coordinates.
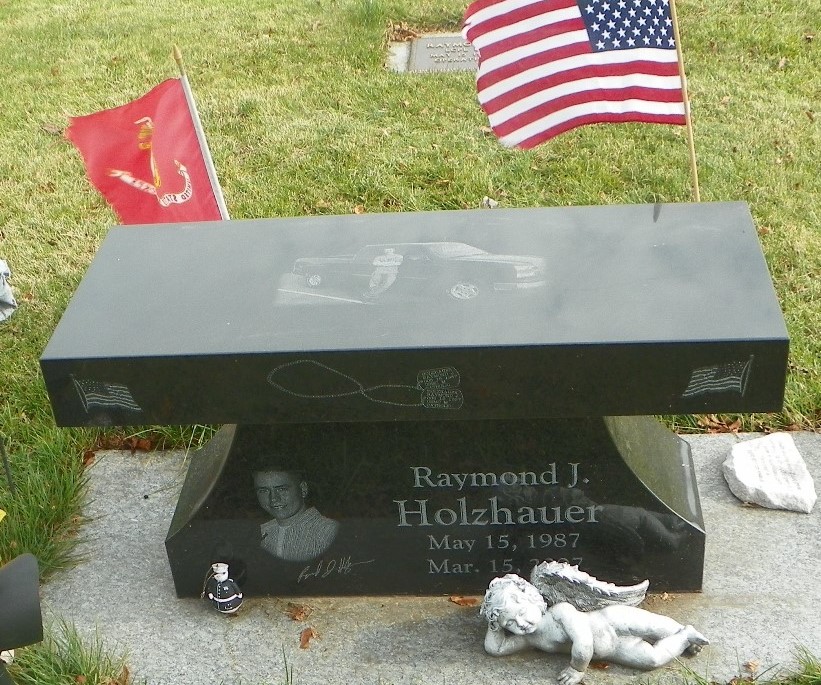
(462, 0, 686, 148)
(682, 357, 754, 398)
(72, 376, 143, 414)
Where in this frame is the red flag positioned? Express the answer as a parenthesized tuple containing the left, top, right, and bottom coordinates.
(462, 0, 685, 148)
(66, 78, 225, 224)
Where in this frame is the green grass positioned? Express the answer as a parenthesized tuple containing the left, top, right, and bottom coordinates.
(673, 648, 821, 685)
(0, 0, 819, 680)
(6, 621, 129, 685)
(783, 649, 821, 685)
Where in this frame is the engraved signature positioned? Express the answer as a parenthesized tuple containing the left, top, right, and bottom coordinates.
(297, 556, 376, 583)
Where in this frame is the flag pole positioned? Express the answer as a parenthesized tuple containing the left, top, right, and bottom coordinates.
(172, 45, 231, 220)
(668, 0, 700, 202)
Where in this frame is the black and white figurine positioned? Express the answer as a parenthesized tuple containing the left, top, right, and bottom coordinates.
(205, 563, 243, 615)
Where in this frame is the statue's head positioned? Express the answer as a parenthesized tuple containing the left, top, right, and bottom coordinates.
(211, 562, 229, 582)
(480, 574, 547, 634)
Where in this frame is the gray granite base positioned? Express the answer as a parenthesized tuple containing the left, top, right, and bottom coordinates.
(40, 433, 821, 685)
(387, 33, 477, 73)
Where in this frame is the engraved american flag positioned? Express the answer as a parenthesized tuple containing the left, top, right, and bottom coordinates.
(682, 357, 754, 398)
(72, 377, 143, 413)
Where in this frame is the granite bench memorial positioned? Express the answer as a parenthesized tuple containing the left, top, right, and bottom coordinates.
(40, 202, 788, 597)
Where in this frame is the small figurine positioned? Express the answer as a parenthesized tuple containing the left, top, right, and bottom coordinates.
(480, 563, 708, 685)
(204, 563, 243, 615)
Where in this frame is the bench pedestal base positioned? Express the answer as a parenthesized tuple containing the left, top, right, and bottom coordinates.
(165, 416, 705, 596)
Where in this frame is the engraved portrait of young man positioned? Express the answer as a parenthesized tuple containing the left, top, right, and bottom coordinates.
(253, 469, 339, 563)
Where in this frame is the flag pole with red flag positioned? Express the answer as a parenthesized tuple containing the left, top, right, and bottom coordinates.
(172, 45, 231, 219)
(66, 57, 229, 225)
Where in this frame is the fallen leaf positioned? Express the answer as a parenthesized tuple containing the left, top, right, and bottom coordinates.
(82, 450, 96, 467)
(388, 21, 420, 42)
(75, 676, 87, 684)
(299, 627, 318, 649)
(479, 125, 493, 134)
(353, 204, 365, 214)
(589, 661, 610, 670)
(102, 665, 130, 685)
(777, 56, 787, 69)
(697, 414, 744, 433)
(697, 414, 725, 431)
(286, 602, 313, 621)
(122, 436, 153, 453)
(743, 660, 760, 674)
(449, 595, 479, 606)
(806, 111, 815, 122)
(42, 123, 62, 135)
(804, 33, 814, 42)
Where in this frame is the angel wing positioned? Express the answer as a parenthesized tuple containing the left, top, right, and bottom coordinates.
(529, 561, 649, 611)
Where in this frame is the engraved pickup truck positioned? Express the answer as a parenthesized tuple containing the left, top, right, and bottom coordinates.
(291, 241, 546, 301)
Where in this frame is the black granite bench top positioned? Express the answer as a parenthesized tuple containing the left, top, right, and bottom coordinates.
(41, 202, 788, 425)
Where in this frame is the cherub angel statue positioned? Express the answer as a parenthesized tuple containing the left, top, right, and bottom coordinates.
(479, 562, 708, 685)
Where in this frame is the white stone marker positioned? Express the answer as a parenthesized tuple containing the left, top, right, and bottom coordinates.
(722, 433, 817, 513)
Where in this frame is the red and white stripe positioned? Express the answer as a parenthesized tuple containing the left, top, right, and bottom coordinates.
(463, 0, 685, 148)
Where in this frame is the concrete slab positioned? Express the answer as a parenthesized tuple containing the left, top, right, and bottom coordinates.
(41, 433, 821, 685)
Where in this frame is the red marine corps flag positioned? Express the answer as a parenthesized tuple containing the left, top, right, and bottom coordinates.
(66, 77, 229, 224)
(462, 0, 687, 149)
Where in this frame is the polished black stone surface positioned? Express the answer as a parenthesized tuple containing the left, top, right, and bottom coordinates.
(41, 202, 788, 426)
(166, 416, 705, 596)
(41, 202, 786, 597)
